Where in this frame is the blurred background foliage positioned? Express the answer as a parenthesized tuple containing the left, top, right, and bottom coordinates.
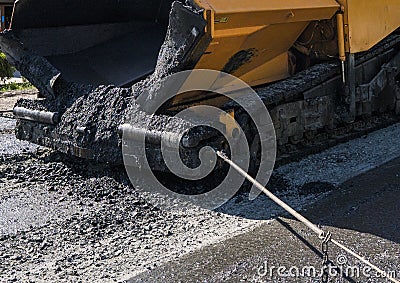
(0, 52, 15, 79)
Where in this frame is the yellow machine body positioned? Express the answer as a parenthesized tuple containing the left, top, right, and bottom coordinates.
(338, 0, 400, 53)
(189, 0, 400, 88)
(193, 0, 340, 86)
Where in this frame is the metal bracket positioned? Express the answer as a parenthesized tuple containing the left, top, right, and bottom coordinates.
(357, 66, 398, 102)
(345, 53, 356, 122)
(272, 101, 304, 144)
(356, 52, 400, 115)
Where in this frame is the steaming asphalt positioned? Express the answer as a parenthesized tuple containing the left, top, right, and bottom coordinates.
(0, 113, 399, 282)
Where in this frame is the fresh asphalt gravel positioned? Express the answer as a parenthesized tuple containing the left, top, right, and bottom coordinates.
(1, 115, 400, 282)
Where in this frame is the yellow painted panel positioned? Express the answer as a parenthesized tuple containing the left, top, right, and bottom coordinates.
(229, 22, 309, 78)
(240, 52, 291, 86)
(195, 0, 339, 16)
(196, 0, 339, 30)
(338, 0, 400, 53)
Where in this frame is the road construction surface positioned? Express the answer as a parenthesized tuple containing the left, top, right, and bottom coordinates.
(0, 92, 399, 282)
(129, 157, 400, 282)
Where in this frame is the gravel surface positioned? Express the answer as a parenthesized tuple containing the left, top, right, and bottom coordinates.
(0, 146, 317, 282)
(0, 133, 41, 156)
(0, 150, 260, 282)
(278, 123, 400, 188)
(1, 113, 400, 282)
(0, 117, 41, 155)
(0, 117, 15, 132)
